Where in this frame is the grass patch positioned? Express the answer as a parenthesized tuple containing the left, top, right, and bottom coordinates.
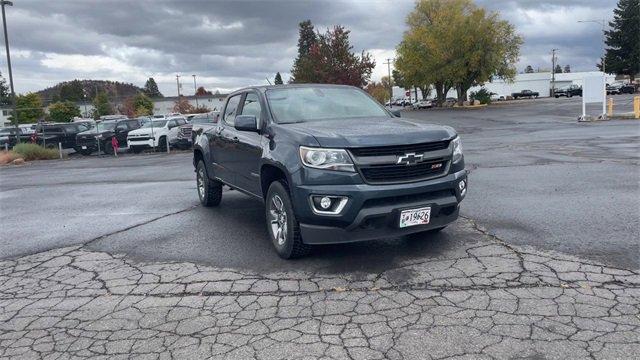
(11, 143, 59, 161)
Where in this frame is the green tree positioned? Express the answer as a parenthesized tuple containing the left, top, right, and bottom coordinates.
(48, 101, 81, 122)
(554, 64, 563, 73)
(290, 20, 318, 83)
(121, 93, 154, 117)
(524, 65, 534, 73)
(11, 93, 44, 124)
(58, 80, 84, 102)
(397, 0, 521, 105)
(290, 23, 375, 87)
(92, 91, 114, 119)
(143, 77, 163, 97)
(195, 86, 212, 96)
(0, 72, 10, 106)
(365, 81, 389, 104)
(600, 0, 640, 81)
(274, 72, 284, 85)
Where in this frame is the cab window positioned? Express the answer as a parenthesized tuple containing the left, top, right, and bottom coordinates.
(223, 94, 242, 126)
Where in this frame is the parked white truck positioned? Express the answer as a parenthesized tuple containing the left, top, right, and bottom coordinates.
(127, 117, 187, 153)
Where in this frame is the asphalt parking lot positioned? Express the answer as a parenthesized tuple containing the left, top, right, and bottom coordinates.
(1, 95, 638, 358)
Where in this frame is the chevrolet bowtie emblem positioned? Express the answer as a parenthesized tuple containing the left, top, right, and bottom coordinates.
(397, 152, 423, 165)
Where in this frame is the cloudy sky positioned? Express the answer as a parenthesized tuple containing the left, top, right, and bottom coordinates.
(0, 0, 617, 96)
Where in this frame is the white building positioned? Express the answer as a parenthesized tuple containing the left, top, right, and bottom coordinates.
(391, 71, 617, 101)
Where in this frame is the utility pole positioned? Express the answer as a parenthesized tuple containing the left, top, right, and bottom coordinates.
(192, 75, 198, 108)
(175, 75, 181, 97)
(1, 0, 17, 130)
(551, 49, 557, 97)
(383, 58, 393, 105)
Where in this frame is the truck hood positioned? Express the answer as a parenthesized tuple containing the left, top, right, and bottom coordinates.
(127, 128, 165, 137)
(279, 117, 456, 148)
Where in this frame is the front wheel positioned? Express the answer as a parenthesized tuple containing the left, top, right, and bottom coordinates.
(196, 160, 222, 207)
(266, 181, 311, 259)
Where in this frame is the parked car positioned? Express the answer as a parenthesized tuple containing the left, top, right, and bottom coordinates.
(193, 84, 467, 259)
(511, 90, 539, 99)
(0, 127, 22, 149)
(555, 85, 582, 98)
(76, 118, 141, 155)
(127, 116, 187, 153)
(28, 122, 92, 150)
(490, 93, 507, 101)
(412, 100, 433, 109)
(607, 82, 636, 95)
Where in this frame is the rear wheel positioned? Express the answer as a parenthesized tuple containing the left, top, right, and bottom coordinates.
(130, 147, 144, 154)
(158, 136, 167, 152)
(266, 181, 311, 259)
(103, 141, 114, 154)
(196, 160, 222, 207)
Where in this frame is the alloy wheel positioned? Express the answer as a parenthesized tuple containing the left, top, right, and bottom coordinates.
(269, 194, 288, 246)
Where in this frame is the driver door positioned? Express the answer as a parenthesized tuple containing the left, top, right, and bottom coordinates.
(209, 94, 242, 184)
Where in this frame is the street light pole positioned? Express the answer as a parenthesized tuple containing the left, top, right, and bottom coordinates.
(1, 0, 17, 130)
(192, 74, 198, 108)
(578, 19, 607, 117)
(551, 49, 558, 97)
(175, 74, 181, 97)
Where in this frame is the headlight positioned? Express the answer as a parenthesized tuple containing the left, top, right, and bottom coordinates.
(299, 146, 355, 172)
(452, 137, 463, 163)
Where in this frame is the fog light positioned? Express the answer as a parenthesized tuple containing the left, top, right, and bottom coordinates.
(320, 196, 332, 209)
(458, 180, 466, 190)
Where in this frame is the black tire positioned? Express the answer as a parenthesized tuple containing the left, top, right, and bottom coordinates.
(196, 160, 222, 207)
(158, 136, 167, 152)
(130, 147, 144, 154)
(568, 93, 573, 98)
(44, 142, 57, 150)
(78, 149, 93, 156)
(265, 181, 311, 259)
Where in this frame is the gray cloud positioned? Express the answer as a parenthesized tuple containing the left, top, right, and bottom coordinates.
(0, 0, 618, 95)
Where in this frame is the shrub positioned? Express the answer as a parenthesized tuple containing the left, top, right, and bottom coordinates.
(470, 87, 492, 105)
(12, 143, 59, 161)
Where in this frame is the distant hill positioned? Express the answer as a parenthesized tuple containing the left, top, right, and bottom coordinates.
(36, 80, 148, 104)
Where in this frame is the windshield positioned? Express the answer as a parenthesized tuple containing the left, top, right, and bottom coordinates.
(95, 122, 116, 132)
(266, 86, 389, 123)
(141, 120, 168, 128)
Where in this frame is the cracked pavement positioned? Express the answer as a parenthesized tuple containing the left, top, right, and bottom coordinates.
(1, 218, 639, 359)
(1, 97, 639, 358)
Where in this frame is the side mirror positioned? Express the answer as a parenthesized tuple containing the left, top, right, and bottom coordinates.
(391, 110, 401, 118)
(235, 115, 259, 132)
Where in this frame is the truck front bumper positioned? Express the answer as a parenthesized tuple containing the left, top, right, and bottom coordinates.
(128, 139, 156, 148)
(292, 169, 468, 245)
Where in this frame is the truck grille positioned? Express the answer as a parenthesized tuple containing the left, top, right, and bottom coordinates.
(349, 140, 449, 157)
(129, 137, 152, 141)
(359, 158, 447, 183)
(76, 136, 97, 146)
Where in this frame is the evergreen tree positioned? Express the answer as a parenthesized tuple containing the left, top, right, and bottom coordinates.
(274, 72, 283, 85)
(599, 0, 640, 81)
(143, 77, 163, 98)
(290, 20, 318, 83)
(524, 65, 534, 73)
(554, 65, 563, 73)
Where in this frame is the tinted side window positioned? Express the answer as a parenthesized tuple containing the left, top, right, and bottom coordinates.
(177, 118, 186, 125)
(241, 93, 262, 118)
(223, 95, 241, 126)
(115, 122, 128, 131)
(128, 120, 140, 129)
(168, 120, 177, 128)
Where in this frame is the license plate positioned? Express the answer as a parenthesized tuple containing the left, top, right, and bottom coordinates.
(81, 146, 87, 149)
(399, 207, 431, 228)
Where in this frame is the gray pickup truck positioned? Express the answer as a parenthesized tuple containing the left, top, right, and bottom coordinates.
(193, 84, 468, 258)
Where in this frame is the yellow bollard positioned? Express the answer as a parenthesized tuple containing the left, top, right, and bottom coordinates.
(607, 97, 613, 117)
(634, 96, 640, 119)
